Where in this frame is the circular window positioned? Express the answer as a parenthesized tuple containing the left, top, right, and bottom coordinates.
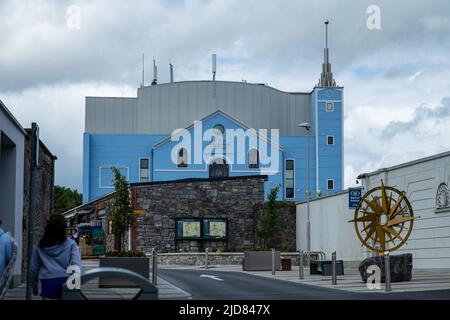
(213, 124, 225, 135)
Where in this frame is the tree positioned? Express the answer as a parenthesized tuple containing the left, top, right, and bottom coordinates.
(54, 186, 82, 214)
(110, 167, 135, 253)
(257, 185, 286, 249)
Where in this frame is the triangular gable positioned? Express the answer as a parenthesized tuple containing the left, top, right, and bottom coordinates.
(152, 109, 282, 150)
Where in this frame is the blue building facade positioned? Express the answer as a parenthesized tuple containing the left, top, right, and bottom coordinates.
(82, 45, 343, 203)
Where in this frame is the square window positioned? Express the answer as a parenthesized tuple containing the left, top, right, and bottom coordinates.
(326, 102, 334, 112)
(327, 136, 334, 145)
(285, 160, 294, 170)
(286, 188, 294, 199)
(140, 158, 149, 169)
(327, 179, 334, 190)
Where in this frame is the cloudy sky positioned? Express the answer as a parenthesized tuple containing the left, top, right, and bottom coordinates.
(1, 0, 450, 191)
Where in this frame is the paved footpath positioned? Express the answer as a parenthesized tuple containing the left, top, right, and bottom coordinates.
(3, 259, 190, 300)
(160, 264, 450, 295)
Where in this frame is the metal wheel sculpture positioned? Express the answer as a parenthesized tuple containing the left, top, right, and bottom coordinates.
(350, 180, 416, 255)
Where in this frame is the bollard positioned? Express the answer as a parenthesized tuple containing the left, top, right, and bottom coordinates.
(152, 248, 158, 286)
(384, 252, 391, 292)
(306, 252, 311, 275)
(299, 251, 304, 279)
(331, 251, 337, 285)
(272, 248, 276, 276)
(205, 247, 209, 270)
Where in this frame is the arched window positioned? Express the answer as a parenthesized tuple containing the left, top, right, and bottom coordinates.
(213, 124, 225, 135)
(209, 158, 229, 178)
(249, 148, 259, 168)
(177, 148, 188, 167)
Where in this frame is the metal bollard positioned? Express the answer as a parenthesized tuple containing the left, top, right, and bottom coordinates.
(384, 252, 391, 292)
(306, 252, 311, 275)
(152, 248, 158, 286)
(205, 247, 209, 270)
(331, 251, 337, 285)
(299, 250, 304, 279)
(272, 248, 276, 276)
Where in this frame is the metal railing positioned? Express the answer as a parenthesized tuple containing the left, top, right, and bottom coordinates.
(62, 267, 158, 300)
(0, 242, 18, 300)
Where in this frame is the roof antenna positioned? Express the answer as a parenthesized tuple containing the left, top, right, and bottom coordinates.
(212, 53, 217, 81)
(169, 60, 174, 83)
(151, 57, 157, 85)
(318, 20, 336, 87)
(141, 53, 145, 88)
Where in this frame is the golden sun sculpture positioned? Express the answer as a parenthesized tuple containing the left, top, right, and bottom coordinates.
(350, 180, 416, 255)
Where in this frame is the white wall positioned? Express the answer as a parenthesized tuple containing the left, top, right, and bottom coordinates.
(297, 191, 368, 262)
(0, 106, 25, 284)
(361, 154, 450, 270)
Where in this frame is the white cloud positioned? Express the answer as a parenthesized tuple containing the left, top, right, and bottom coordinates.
(1, 0, 450, 191)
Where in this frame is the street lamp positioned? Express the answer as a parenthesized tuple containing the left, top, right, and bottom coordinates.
(298, 122, 311, 253)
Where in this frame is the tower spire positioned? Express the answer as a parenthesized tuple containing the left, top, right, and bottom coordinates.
(318, 20, 337, 87)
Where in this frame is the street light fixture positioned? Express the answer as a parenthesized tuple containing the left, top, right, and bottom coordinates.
(298, 123, 311, 253)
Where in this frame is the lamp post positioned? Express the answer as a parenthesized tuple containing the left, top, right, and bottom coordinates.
(298, 123, 311, 253)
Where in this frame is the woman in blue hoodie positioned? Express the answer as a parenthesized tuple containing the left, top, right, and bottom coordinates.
(30, 214, 81, 300)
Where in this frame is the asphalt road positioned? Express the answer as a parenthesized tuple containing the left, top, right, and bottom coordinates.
(159, 268, 450, 300)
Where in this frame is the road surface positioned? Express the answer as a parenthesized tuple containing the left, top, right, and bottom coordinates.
(159, 268, 450, 300)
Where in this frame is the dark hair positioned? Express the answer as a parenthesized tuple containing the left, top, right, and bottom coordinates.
(0, 219, 2, 226)
(39, 214, 67, 248)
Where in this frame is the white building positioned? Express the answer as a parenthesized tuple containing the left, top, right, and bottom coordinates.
(297, 151, 450, 270)
(0, 99, 25, 285)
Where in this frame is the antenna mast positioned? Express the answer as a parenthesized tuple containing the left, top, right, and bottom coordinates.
(169, 61, 174, 83)
(212, 53, 217, 81)
(141, 53, 145, 88)
(152, 58, 157, 86)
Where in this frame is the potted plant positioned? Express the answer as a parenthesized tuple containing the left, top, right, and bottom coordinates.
(99, 167, 150, 288)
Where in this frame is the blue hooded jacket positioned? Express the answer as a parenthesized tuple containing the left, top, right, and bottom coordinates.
(0, 227, 13, 278)
(30, 238, 81, 290)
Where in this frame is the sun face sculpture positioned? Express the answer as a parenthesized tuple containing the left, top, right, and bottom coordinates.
(350, 180, 416, 255)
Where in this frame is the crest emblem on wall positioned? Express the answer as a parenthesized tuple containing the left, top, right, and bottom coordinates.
(436, 183, 449, 209)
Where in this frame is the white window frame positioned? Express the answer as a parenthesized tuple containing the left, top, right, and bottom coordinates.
(99, 166, 129, 189)
(327, 179, 335, 191)
(248, 148, 259, 169)
(284, 159, 295, 200)
(326, 135, 335, 145)
(139, 157, 150, 182)
(326, 101, 334, 112)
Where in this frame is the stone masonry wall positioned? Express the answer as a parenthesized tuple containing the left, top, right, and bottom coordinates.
(22, 136, 56, 278)
(134, 176, 266, 253)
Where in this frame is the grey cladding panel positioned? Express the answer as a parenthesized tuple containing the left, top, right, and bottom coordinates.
(87, 81, 310, 135)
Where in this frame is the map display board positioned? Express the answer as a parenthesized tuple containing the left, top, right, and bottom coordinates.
(176, 219, 201, 239)
(203, 219, 227, 239)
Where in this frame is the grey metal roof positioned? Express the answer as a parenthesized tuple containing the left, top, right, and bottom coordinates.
(85, 80, 311, 135)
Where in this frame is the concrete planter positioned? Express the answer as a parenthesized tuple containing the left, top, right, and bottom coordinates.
(99, 256, 150, 288)
(243, 251, 281, 271)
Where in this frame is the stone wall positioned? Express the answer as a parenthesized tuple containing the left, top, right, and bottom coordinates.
(22, 134, 56, 277)
(134, 176, 266, 253)
(155, 252, 317, 266)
